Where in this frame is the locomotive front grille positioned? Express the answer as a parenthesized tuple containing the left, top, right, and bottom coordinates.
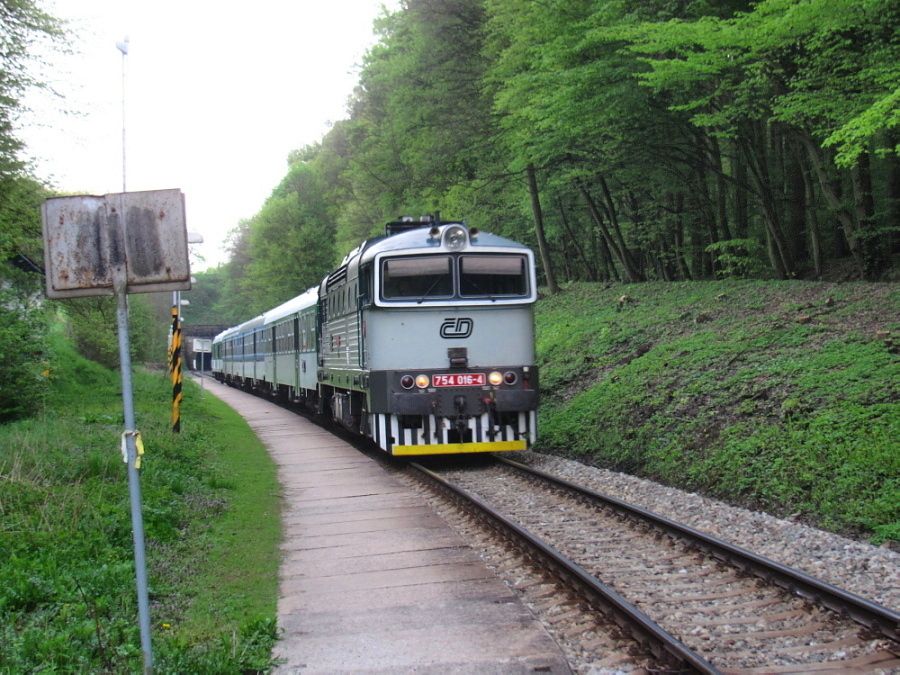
(369, 411, 536, 456)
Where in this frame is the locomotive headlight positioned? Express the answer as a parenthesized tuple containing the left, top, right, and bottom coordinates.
(504, 371, 518, 385)
(400, 374, 415, 390)
(488, 370, 503, 386)
(415, 374, 430, 389)
(442, 225, 468, 251)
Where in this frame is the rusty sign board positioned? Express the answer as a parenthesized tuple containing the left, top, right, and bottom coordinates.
(41, 189, 191, 298)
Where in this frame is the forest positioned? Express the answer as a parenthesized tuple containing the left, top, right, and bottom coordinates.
(192, 0, 899, 324)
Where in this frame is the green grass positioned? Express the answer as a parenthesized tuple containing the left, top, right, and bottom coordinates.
(535, 281, 899, 543)
(0, 328, 282, 672)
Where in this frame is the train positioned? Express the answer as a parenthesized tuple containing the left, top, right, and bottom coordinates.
(211, 216, 539, 456)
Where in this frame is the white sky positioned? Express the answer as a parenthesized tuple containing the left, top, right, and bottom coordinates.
(20, 0, 397, 270)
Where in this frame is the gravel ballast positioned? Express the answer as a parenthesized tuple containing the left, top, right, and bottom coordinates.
(515, 450, 900, 611)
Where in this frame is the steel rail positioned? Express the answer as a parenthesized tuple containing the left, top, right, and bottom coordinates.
(496, 455, 900, 643)
(409, 461, 720, 675)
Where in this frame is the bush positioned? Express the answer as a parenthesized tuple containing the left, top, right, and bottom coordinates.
(64, 295, 162, 368)
(0, 277, 50, 421)
(705, 239, 768, 279)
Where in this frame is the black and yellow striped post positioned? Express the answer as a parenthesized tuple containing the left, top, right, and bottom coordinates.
(170, 304, 182, 432)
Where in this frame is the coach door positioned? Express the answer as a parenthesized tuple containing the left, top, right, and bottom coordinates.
(294, 316, 301, 391)
(271, 325, 277, 386)
(358, 265, 371, 369)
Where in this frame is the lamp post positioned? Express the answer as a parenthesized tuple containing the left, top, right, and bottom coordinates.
(115, 37, 129, 193)
(114, 35, 152, 674)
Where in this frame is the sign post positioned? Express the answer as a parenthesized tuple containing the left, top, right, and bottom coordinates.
(114, 273, 153, 670)
(42, 189, 191, 674)
(170, 303, 182, 432)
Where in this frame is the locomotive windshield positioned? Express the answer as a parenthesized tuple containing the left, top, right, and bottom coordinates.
(382, 256, 453, 299)
(381, 253, 529, 302)
(459, 255, 527, 297)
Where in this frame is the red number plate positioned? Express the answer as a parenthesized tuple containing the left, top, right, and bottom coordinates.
(432, 373, 486, 387)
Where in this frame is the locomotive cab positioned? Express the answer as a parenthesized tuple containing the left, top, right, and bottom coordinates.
(319, 219, 539, 455)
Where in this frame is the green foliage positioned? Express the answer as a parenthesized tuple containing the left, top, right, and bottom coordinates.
(0, 331, 281, 671)
(244, 162, 335, 310)
(0, 0, 64, 178)
(197, 159, 338, 323)
(824, 88, 900, 167)
(535, 281, 899, 542)
(62, 295, 161, 368)
(705, 239, 767, 279)
(206, 0, 899, 311)
(0, 175, 49, 260)
(183, 266, 229, 324)
(0, 274, 50, 421)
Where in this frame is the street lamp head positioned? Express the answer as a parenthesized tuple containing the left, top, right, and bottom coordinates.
(116, 36, 129, 55)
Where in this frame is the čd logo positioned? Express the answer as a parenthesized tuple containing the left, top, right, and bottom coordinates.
(440, 317, 473, 339)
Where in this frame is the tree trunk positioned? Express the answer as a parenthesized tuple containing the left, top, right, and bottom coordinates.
(710, 136, 732, 240)
(786, 141, 808, 266)
(526, 164, 560, 293)
(580, 184, 633, 282)
(800, 160, 823, 279)
(625, 191, 649, 280)
(597, 176, 644, 281)
(672, 193, 692, 280)
(764, 227, 779, 276)
(556, 197, 597, 281)
(558, 239, 574, 282)
(686, 208, 707, 279)
(886, 132, 900, 254)
(733, 141, 750, 238)
(740, 125, 794, 278)
(694, 154, 719, 245)
(851, 152, 887, 279)
(800, 134, 859, 264)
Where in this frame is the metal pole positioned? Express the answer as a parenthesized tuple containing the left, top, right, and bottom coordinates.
(114, 280, 153, 673)
(119, 39, 127, 194)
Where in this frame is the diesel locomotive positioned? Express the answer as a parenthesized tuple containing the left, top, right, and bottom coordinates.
(212, 217, 539, 455)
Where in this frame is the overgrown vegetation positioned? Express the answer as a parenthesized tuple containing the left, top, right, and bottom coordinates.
(0, 328, 281, 672)
(535, 281, 899, 543)
(0, 273, 50, 421)
(64, 295, 166, 368)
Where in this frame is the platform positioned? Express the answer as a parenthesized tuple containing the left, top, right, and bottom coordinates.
(201, 377, 569, 673)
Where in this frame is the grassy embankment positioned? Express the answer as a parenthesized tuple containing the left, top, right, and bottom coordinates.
(535, 281, 898, 543)
(0, 327, 281, 672)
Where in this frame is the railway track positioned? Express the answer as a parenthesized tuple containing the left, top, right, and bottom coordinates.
(406, 456, 900, 674)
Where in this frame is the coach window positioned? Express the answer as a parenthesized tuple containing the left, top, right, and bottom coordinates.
(459, 254, 528, 297)
(382, 256, 453, 300)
